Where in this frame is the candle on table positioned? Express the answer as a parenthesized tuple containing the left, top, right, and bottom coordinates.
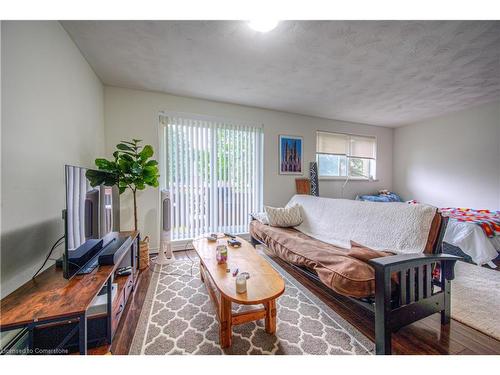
(236, 274, 247, 293)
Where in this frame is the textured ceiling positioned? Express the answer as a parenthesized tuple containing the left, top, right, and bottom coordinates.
(61, 21, 500, 127)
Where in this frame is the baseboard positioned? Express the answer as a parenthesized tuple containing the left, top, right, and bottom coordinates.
(148, 233, 251, 255)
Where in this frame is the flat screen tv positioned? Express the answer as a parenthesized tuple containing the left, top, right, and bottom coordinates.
(63, 165, 120, 279)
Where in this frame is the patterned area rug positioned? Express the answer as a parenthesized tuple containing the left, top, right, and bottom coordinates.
(130, 254, 374, 355)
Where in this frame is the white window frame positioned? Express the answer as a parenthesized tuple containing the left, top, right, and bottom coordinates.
(316, 131, 377, 181)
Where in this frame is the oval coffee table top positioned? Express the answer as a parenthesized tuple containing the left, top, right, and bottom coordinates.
(192, 236, 285, 305)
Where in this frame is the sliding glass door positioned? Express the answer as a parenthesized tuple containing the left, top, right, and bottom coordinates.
(161, 114, 263, 240)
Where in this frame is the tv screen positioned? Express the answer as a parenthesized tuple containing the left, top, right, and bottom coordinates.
(63, 165, 120, 279)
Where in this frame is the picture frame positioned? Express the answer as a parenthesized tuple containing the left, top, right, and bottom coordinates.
(279, 135, 303, 175)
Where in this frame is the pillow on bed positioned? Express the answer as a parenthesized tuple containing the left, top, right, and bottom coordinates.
(265, 204, 303, 227)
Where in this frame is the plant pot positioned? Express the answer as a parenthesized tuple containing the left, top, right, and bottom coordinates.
(139, 236, 150, 271)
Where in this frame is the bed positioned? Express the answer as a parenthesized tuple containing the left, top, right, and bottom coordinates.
(356, 191, 402, 203)
(442, 217, 500, 268)
(357, 193, 500, 268)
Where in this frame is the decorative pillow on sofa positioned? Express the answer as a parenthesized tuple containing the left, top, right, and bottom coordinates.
(264, 204, 303, 227)
(250, 212, 269, 225)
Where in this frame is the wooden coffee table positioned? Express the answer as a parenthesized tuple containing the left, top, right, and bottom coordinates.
(193, 235, 285, 348)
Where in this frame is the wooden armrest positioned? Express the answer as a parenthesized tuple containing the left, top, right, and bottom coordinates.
(369, 253, 461, 271)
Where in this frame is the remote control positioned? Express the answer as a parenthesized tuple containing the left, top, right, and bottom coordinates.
(117, 266, 132, 276)
(224, 233, 236, 238)
(228, 238, 241, 247)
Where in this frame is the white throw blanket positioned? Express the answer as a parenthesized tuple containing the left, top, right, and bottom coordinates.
(288, 195, 437, 254)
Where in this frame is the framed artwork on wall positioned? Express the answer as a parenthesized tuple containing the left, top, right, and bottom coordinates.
(279, 135, 303, 175)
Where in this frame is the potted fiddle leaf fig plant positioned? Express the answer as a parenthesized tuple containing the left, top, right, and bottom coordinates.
(86, 139, 160, 232)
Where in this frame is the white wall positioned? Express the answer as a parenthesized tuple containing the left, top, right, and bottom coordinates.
(393, 101, 500, 209)
(1, 21, 105, 297)
(104, 86, 393, 250)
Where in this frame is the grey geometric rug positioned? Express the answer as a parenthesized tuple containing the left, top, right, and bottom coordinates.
(129, 254, 374, 355)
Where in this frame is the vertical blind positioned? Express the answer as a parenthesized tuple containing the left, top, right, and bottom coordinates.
(161, 114, 263, 240)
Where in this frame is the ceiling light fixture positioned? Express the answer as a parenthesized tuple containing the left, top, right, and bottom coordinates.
(248, 19, 279, 33)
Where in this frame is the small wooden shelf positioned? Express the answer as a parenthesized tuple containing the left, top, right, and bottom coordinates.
(114, 275, 132, 301)
(111, 273, 134, 335)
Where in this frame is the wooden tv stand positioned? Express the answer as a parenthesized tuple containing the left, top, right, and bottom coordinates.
(0, 231, 140, 355)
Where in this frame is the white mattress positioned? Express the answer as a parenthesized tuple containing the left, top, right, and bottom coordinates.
(443, 219, 500, 267)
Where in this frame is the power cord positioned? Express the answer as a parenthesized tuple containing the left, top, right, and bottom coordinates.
(147, 237, 199, 278)
(341, 174, 350, 198)
(32, 235, 65, 279)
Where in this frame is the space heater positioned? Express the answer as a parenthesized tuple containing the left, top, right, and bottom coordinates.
(154, 189, 175, 265)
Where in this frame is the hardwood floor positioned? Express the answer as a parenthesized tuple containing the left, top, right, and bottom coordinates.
(110, 250, 500, 355)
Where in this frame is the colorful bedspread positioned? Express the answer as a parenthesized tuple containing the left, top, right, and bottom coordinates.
(439, 208, 500, 238)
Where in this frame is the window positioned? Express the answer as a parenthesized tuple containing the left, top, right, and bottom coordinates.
(160, 114, 263, 240)
(316, 131, 376, 179)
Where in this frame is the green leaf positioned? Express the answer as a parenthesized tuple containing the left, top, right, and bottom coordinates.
(116, 143, 134, 152)
(145, 160, 158, 167)
(86, 169, 104, 187)
(139, 145, 154, 160)
(86, 169, 118, 187)
(118, 186, 126, 194)
(120, 140, 137, 146)
(130, 162, 142, 175)
(143, 165, 157, 175)
(121, 177, 134, 185)
(143, 174, 155, 182)
(132, 139, 142, 143)
(119, 153, 134, 163)
(95, 158, 114, 170)
(118, 158, 132, 172)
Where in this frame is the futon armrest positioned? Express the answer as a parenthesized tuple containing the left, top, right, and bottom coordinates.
(368, 254, 462, 280)
(369, 253, 461, 281)
(368, 253, 461, 270)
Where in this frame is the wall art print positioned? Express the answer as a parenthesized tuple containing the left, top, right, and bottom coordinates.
(279, 135, 303, 175)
